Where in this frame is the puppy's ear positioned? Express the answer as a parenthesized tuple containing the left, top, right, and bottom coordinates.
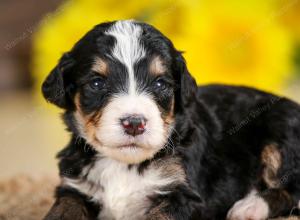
(42, 53, 75, 108)
(173, 51, 197, 112)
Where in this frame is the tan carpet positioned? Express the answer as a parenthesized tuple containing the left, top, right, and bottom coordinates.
(0, 174, 58, 220)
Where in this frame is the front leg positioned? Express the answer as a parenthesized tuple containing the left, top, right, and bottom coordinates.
(147, 185, 204, 220)
(44, 187, 99, 220)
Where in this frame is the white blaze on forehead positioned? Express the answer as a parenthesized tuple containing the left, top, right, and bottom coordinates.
(106, 20, 146, 95)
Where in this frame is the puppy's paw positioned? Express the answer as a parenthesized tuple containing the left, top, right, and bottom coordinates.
(227, 191, 269, 220)
(44, 197, 92, 220)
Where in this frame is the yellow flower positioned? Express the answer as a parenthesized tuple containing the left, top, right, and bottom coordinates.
(173, 1, 293, 93)
(277, 0, 300, 39)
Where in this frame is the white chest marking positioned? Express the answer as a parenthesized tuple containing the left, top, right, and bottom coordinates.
(63, 157, 179, 220)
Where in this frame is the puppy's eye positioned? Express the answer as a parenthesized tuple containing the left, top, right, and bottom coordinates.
(154, 79, 168, 90)
(89, 78, 105, 90)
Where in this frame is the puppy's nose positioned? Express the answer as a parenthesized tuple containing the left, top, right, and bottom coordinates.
(121, 115, 146, 136)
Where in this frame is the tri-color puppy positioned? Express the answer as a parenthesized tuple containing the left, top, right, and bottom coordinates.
(43, 20, 300, 220)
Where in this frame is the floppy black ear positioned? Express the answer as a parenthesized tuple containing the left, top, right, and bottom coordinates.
(173, 51, 197, 112)
(42, 53, 75, 108)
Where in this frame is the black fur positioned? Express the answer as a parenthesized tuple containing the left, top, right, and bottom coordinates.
(43, 20, 300, 220)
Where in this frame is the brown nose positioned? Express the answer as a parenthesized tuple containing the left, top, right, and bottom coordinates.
(121, 115, 146, 136)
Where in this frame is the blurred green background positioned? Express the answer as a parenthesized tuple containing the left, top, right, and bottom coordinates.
(0, 0, 300, 179)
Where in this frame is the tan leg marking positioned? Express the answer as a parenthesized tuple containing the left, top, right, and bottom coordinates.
(261, 144, 282, 188)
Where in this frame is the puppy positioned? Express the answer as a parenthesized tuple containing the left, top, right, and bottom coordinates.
(43, 20, 300, 220)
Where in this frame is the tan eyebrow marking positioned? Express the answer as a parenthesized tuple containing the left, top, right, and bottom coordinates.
(149, 56, 166, 76)
(92, 57, 108, 75)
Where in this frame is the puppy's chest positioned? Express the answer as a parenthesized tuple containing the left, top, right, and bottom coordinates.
(64, 158, 176, 220)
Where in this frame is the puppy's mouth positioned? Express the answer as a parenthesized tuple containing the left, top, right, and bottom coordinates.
(118, 144, 139, 149)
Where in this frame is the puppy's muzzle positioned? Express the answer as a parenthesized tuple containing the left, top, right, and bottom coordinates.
(121, 115, 147, 136)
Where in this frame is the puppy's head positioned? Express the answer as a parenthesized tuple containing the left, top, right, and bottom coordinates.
(42, 20, 197, 164)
